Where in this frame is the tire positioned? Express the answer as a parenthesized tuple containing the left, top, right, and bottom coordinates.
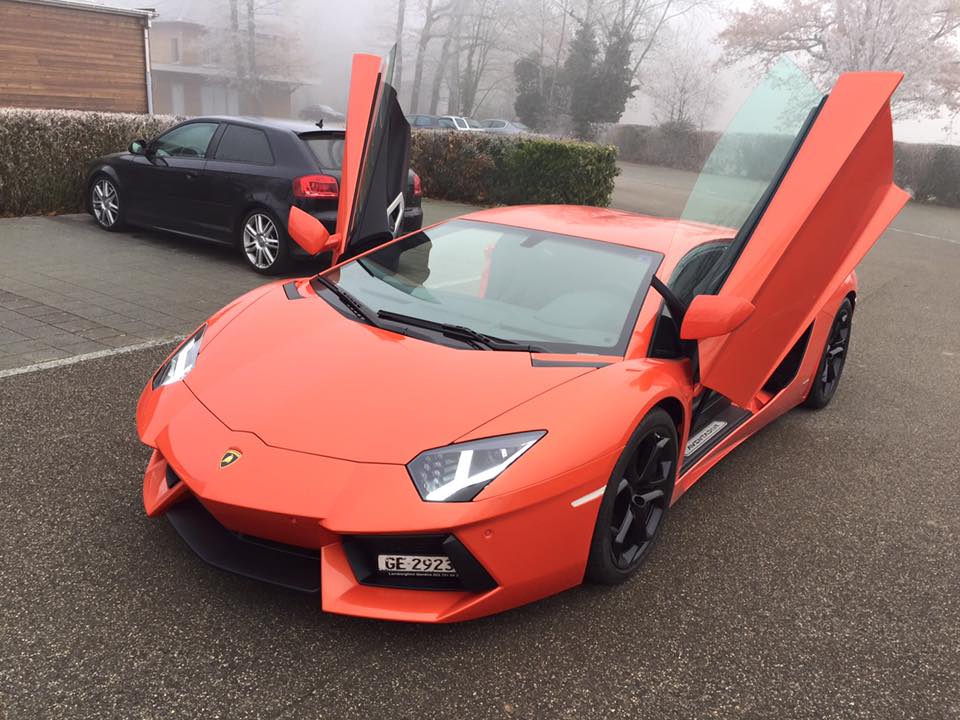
(89, 175, 124, 231)
(585, 408, 679, 585)
(239, 208, 290, 275)
(803, 297, 854, 410)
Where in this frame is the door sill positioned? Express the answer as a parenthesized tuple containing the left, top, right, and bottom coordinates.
(679, 399, 751, 475)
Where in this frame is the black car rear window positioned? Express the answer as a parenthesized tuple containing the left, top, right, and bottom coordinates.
(301, 133, 344, 171)
(215, 125, 274, 164)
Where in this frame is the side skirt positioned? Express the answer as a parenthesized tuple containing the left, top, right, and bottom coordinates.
(679, 396, 752, 476)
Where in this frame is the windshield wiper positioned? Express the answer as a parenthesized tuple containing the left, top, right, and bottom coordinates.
(312, 275, 379, 326)
(376, 310, 547, 352)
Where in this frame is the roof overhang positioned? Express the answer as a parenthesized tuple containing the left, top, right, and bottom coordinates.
(10, 0, 156, 20)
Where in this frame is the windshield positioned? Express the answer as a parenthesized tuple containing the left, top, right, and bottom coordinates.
(680, 59, 823, 233)
(328, 219, 661, 354)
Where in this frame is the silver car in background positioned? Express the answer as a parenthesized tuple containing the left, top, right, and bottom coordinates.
(480, 119, 529, 135)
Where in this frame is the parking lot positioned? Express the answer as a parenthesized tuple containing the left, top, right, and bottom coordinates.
(1, 165, 959, 719)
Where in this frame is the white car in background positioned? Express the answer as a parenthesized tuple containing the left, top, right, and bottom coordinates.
(439, 115, 483, 131)
(405, 114, 483, 131)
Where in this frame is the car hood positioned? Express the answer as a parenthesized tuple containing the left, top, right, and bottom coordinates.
(184, 282, 595, 464)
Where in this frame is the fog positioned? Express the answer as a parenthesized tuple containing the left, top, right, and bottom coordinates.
(111, 0, 958, 144)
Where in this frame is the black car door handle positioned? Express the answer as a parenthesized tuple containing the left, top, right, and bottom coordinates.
(185, 172, 197, 180)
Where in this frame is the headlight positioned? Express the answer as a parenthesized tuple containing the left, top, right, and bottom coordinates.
(407, 431, 546, 502)
(152, 325, 205, 389)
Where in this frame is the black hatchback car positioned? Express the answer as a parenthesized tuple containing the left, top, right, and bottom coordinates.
(85, 117, 423, 273)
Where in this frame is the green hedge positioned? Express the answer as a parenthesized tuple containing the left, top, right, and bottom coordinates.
(0, 108, 620, 217)
(412, 130, 619, 206)
(0, 108, 180, 216)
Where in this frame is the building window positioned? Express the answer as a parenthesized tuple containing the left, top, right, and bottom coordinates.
(170, 37, 181, 63)
(171, 82, 185, 116)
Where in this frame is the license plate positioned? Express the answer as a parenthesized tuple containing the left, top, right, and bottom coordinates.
(377, 554, 456, 576)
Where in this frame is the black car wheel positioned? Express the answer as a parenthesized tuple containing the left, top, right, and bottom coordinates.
(240, 209, 289, 274)
(90, 176, 124, 231)
(586, 408, 678, 584)
(803, 297, 854, 409)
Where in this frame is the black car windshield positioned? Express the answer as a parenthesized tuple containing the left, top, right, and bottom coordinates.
(328, 219, 661, 355)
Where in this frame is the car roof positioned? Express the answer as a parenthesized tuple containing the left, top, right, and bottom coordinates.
(189, 116, 345, 134)
(458, 205, 734, 256)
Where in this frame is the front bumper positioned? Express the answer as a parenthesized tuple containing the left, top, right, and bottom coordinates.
(138, 382, 615, 623)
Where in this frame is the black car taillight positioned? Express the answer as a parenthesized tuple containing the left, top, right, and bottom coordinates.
(293, 174, 338, 199)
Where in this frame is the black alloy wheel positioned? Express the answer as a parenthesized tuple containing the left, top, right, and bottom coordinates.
(803, 297, 854, 409)
(586, 408, 678, 584)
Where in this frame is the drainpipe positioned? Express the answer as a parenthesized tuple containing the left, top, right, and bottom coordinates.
(143, 16, 154, 115)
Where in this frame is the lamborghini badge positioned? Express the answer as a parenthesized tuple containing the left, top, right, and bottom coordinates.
(220, 450, 242, 469)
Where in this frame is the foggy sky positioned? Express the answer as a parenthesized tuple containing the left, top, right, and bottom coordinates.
(113, 0, 956, 144)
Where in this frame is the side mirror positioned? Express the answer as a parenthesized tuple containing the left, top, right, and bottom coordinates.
(129, 139, 147, 155)
(288, 206, 333, 256)
(680, 295, 754, 341)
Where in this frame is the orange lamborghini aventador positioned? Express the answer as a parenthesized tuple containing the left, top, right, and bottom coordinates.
(137, 51, 908, 622)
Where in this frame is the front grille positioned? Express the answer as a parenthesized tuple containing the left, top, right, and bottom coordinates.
(342, 534, 497, 593)
(166, 497, 320, 593)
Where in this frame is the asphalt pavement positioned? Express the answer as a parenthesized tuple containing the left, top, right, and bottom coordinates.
(1, 168, 958, 719)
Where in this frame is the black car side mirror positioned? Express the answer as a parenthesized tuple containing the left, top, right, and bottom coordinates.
(129, 139, 148, 155)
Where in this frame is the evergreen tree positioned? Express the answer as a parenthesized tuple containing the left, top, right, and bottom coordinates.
(594, 26, 637, 124)
(514, 53, 549, 131)
(563, 19, 599, 139)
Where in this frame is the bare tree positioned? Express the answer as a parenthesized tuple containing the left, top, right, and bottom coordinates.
(229, 0, 242, 82)
(199, 0, 307, 114)
(458, 0, 514, 115)
(645, 30, 720, 128)
(428, 1, 462, 113)
(593, 0, 705, 80)
(246, 0, 259, 113)
(409, 0, 453, 112)
(719, 0, 960, 117)
(394, 0, 407, 90)
(547, 0, 573, 111)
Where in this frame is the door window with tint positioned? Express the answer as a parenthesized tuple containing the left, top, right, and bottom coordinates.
(674, 59, 823, 296)
(668, 241, 730, 305)
(215, 125, 275, 164)
(152, 122, 218, 158)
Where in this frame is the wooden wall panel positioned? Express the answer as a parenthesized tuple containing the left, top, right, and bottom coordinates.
(0, 0, 148, 113)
